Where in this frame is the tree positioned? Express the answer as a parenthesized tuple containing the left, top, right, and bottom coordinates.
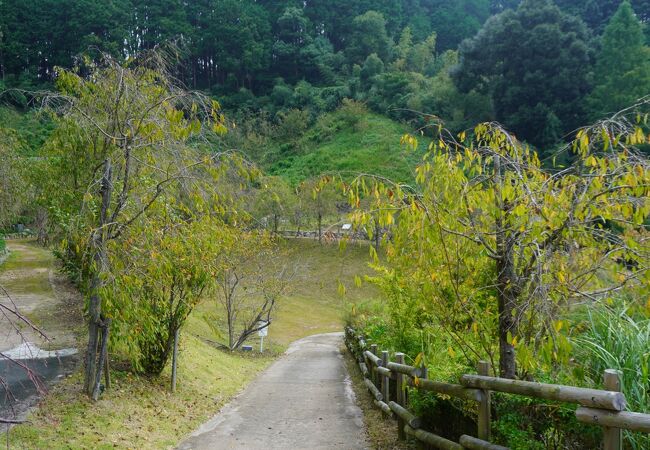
(422, 0, 490, 51)
(251, 175, 296, 233)
(360, 53, 385, 84)
(104, 211, 216, 375)
(0, 128, 29, 230)
(346, 11, 391, 65)
(212, 230, 291, 351)
(454, 0, 592, 149)
(589, 1, 650, 118)
(43, 50, 227, 398)
(351, 108, 650, 378)
(300, 177, 341, 243)
(273, 7, 312, 82)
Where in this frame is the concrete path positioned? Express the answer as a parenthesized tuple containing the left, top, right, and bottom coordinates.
(0, 240, 79, 352)
(177, 333, 368, 450)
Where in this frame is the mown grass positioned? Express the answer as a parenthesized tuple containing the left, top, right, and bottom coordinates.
(7, 335, 272, 449)
(6, 239, 379, 449)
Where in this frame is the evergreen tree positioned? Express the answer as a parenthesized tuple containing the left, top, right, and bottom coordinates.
(454, 0, 591, 149)
(346, 11, 392, 65)
(589, 0, 650, 117)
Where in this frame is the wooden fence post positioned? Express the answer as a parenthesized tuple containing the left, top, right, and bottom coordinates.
(171, 328, 179, 393)
(603, 369, 622, 450)
(370, 344, 378, 387)
(477, 360, 491, 442)
(395, 352, 406, 441)
(416, 363, 429, 450)
(381, 351, 390, 402)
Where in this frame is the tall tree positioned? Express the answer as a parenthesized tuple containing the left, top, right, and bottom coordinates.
(44, 50, 227, 399)
(273, 7, 313, 82)
(346, 11, 392, 65)
(589, 0, 650, 117)
(454, 0, 592, 149)
(351, 112, 650, 378)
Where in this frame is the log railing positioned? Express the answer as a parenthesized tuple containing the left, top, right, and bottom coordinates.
(344, 326, 650, 450)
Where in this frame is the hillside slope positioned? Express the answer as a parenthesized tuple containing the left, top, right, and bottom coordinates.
(266, 109, 426, 185)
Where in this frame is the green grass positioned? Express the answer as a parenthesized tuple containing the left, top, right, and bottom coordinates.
(0, 241, 55, 296)
(6, 239, 379, 449)
(7, 335, 273, 449)
(571, 305, 650, 449)
(267, 110, 427, 185)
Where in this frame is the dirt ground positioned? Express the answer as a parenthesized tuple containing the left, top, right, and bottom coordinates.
(0, 239, 83, 352)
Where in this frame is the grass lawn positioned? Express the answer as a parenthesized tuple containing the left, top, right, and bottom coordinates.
(5, 239, 380, 449)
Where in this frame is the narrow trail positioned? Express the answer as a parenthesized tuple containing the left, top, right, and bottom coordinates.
(177, 332, 368, 450)
(0, 239, 80, 352)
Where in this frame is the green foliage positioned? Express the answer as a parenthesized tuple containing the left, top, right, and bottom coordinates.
(346, 11, 392, 65)
(493, 395, 600, 449)
(104, 213, 219, 375)
(571, 304, 650, 449)
(349, 114, 650, 377)
(266, 106, 426, 185)
(249, 175, 297, 232)
(454, 0, 592, 149)
(588, 1, 650, 118)
(0, 127, 34, 230)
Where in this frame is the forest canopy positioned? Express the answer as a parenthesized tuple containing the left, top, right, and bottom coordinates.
(1, 0, 649, 151)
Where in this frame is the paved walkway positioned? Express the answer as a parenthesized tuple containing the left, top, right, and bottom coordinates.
(177, 333, 368, 450)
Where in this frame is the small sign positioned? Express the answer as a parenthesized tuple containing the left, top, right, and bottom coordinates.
(342, 223, 352, 231)
(258, 321, 269, 337)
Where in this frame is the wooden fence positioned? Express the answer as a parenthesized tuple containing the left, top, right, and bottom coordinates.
(344, 327, 650, 450)
(2, 231, 34, 240)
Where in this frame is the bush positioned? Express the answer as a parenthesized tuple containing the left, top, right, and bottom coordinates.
(493, 395, 600, 449)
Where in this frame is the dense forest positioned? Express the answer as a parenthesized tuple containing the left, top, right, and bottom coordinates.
(1, 1, 650, 448)
(2, 0, 650, 153)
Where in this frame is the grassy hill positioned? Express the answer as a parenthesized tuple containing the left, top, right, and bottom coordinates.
(265, 106, 427, 185)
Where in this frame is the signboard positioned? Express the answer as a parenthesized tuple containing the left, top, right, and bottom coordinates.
(258, 321, 269, 352)
(258, 321, 269, 337)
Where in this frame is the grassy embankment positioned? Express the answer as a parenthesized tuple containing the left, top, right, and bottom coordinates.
(267, 109, 426, 185)
(5, 239, 380, 449)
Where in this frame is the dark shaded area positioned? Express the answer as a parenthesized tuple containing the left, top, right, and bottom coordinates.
(0, 354, 79, 421)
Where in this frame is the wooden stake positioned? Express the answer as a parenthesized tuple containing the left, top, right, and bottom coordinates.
(171, 328, 179, 393)
(395, 352, 406, 441)
(477, 360, 491, 441)
(603, 369, 622, 450)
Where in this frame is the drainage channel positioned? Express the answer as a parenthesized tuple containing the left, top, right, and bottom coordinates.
(1, 342, 79, 422)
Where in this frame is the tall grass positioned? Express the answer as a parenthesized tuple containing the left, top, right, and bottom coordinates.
(573, 306, 650, 449)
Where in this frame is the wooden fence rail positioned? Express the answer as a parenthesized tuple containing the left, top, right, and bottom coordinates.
(344, 326, 650, 450)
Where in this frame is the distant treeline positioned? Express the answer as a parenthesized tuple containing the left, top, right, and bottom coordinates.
(1, 0, 649, 150)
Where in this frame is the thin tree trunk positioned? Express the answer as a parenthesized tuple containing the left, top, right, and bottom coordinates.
(92, 318, 111, 400)
(374, 217, 380, 252)
(84, 159, 112, 396)
(494, 155, 517, 379)
(171, 328, 179, 392)
(318, 212, 322, 244)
